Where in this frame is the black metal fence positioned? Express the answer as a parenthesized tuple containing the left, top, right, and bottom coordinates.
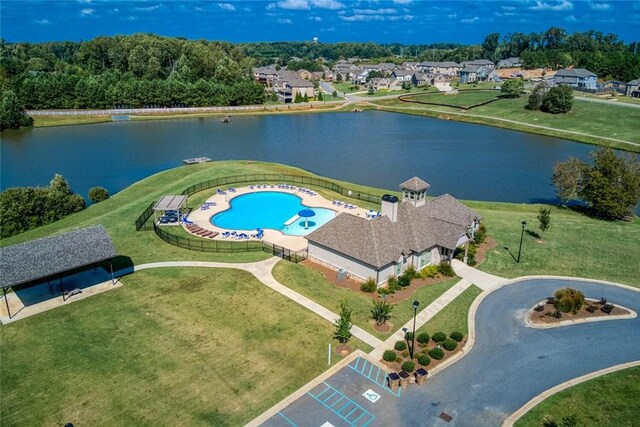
(153, 224, 308, 262)
(136, 172, 385, 258)
(135, 202, 155, 231)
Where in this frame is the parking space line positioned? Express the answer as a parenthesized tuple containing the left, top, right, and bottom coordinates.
(306, 382, 375, 427)
(277, 411, 298, 427)
(348, 357, 401, 397)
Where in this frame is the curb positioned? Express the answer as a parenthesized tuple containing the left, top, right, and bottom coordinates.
(502, 360, 640, 426)
(524, 299, 637, 330)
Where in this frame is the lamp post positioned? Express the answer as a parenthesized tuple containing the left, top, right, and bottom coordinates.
(517, 220, 527, 263)
(409, 300, 419, 359)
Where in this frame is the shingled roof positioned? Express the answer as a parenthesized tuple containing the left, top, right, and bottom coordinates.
(400, 177, 430, 192)
(0, 225, 117, 289)
(307, 195, 480, 268)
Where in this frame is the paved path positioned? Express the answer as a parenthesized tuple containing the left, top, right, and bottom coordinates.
(369, 278, 473, 359)
(451, 259, 507, 290)
(574, 96, 640, 109)
(120, 258, 383, 348)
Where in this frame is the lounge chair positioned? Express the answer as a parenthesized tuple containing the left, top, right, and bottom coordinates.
(228, 187, 236, 192)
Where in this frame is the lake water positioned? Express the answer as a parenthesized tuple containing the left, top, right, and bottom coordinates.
(0, 111, 597, 205)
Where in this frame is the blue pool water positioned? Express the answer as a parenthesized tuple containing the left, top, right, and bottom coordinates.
(211, 192, 336, 236)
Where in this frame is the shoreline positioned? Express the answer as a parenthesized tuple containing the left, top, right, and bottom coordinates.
(23, 97, 640, 153)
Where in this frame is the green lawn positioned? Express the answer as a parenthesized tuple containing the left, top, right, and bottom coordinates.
(364, 86, 434, 97)
(331, 82, 361, 94)
(400, 90, 500, 107)
(33, 115, 113, 127)
(369, 95, 640, 152)
(416, 285, 483, 337)
(0, 268, 369, 426)
(272, 261, 461, 339)
(467, 201, 640, 287)
(515, 366, 640, 427)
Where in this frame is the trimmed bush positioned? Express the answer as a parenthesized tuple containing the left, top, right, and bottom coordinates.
(437, 262, 455, 277)
(554, 288, 585, 313)
(419, 265, 439, 279)
(417, 332, 430, 344)
(417, 354, 431, 366)
(432, 332, 447, 343)
(383, 350, 397, 362)
(395, 356, 402, 363)
(404, 332, 414, 341)
(360, 278, 377, 293)
(401, 361, 416, 372)
(450, 331, 464, 342)
(442, 338, 457, 351)
(397, 274, 411, 287)
(429, 348, 445, 360)
(394, 341, 407, 351)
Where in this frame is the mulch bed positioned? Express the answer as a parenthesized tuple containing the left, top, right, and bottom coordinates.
(301, 259, 454, 303)
(335, 344, 352, 356)
(370, 320, 393, 333)
(473, 237, 498, 266)
(529, 298, 631, 325)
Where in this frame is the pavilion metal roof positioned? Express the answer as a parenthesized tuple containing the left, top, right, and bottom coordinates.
(153, 195, 188, 211)
(0, 225, 117, 289)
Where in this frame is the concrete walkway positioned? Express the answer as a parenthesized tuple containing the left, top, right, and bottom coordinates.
(451, 259, 507, 290)
(369, 278, 474, 359)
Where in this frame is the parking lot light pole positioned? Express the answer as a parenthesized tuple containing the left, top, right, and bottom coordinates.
(517, 220, 527, 263)
(410, 300, 419, 359)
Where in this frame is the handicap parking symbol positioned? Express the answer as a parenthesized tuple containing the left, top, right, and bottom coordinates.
(362, 389, 381, 403)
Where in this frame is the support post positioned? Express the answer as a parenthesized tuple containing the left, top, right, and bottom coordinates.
(109, 261, 115, 285)
(463, 240, 470, 264)
(60, 277, 65, 302)
(3, 287, 11, 319)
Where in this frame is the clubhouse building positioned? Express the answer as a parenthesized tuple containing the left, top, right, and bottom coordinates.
(306, 177, 481, 284)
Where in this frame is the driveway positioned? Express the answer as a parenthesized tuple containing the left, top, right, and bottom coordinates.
(259, 278, 640, 426)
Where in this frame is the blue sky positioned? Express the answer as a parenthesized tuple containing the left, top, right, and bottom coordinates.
(1, 0, 639, 44)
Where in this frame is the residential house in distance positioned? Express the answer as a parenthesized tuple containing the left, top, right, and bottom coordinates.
(625, 78, 640, 98)
(391, 69, 416, 83)
(497, 57, 522, 68)
(465, 59, 495, 68)
(253, 65, 280, 84)
(274, 77, 315, 103)
(368, 78, 402, 92)
(417, 61, 462, 77)
(459, 65, 491, 83)
(306, 177, 481, 284)
(553, 68, 597, 90)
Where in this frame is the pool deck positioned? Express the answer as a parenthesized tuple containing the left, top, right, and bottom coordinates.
(184, 185, 373, 252)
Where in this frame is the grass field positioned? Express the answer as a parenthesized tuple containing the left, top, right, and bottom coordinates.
(0, 268, 369, 426)
(272, 261, 461, 338)
(400, 90, 500, 108)
(369, 95, 640, 152)
(416, 285, 483, 337)
(515, 366, 640, 427)
(331, 82, 361, 94)
(33, 115, 113, 127)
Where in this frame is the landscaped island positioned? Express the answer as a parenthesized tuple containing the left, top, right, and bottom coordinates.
(1, 161, 638, 426)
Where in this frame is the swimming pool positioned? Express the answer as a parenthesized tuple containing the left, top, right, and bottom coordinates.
(211, 192, 336, 236)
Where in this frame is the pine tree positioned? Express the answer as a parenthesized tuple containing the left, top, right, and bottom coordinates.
(334, 300, 353, 344)
(537, 207, 551, 240)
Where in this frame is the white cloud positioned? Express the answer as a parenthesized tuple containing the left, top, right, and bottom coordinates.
(461, 16, 479, 23)
(125, 16, 138, 21)
(309, 16, 322, 21)
(34, 18, 51, 24)
(135, 5, 161, 12)
(564, 14, 577, 21)
(80, 8, 95, 16)
(321, 26, 336, 32)
(501, 5, 516, 11)
(340, 14, 385, 21)
(277, 18, 293, 23)
(310, 0, 345, 9)
(266, 3, 276, 10)
(353, 8, 397, 14)
(78, 0, 92, 3)
(392, 0, 412, 4)
(530, 0, 573, 11)
(276, 0, 310, 10)
(113, 8, 119, 13)
(447, 13, 457, 18)
(218, 3, 236, 11)
(589, 2, 611, 10)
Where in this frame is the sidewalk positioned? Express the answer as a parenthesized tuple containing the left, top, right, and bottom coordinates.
(451, 260, 507, 290)
(369, 278, 473, 360)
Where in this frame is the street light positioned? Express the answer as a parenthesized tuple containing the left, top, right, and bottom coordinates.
(517, 220, 527, 263)
(409, 300, 420, 359)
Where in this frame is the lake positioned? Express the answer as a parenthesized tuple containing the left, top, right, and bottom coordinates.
(1, 111, 596, 205)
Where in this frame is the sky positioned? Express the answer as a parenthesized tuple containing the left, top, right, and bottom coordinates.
(1, 0, 639, 45)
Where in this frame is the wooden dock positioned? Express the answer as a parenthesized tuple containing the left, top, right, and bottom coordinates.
(183, 157, 212, 165)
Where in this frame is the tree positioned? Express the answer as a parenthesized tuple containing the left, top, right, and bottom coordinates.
(336, 73, 343, 83)
(552, 157, 586, 203)
(401, 80, 412, 90)
(541, 84, 573, 114)
(367, 86, 375, 95)
(332, 90, 337, 98)
(482, 32, 500, 60)
(526, 83, 547, 110)
(334, 300, 353, 344)
(537, 207, 551, 239)
(317, 91, 323, 101)
(370, 300, 393, 325)
(579, 148, 640, 219)
(302, 93, 309, 103)
(500, 79, 524, 98)
(88, 186, 110, 203)
(1, 90, 33, 131)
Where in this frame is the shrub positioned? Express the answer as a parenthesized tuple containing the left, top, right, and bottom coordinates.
(404, 332, 414, 341)
(397, 274, 411, 287)
(401, 361, 416, 372)
(442, 338, 457, 351)
(395, 356, 402, 362)
(370, 300, 393, 325)
(394, 341, 407, 351)
(417, 332, 430, 344)
(360, 277, 377, 293)
(437, 263, 455, 277)
(88, 186, 110, 203)
(554, 288, 585, 313)
(377, 286, 394, 295)
(429, 348, 445, 360)
(419, 265, 439, 279)
(387, 276, 399, 291)
(383, 350, 397, 362)
(432, 332, 447, 343)
(402, 350, 409, 357)
(541, 84, 573, 114)
(417, 354, 431, 366)
(450, 331, 464, 342)
(403, 266, 418, 280)
(475, 224, 487, 244)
